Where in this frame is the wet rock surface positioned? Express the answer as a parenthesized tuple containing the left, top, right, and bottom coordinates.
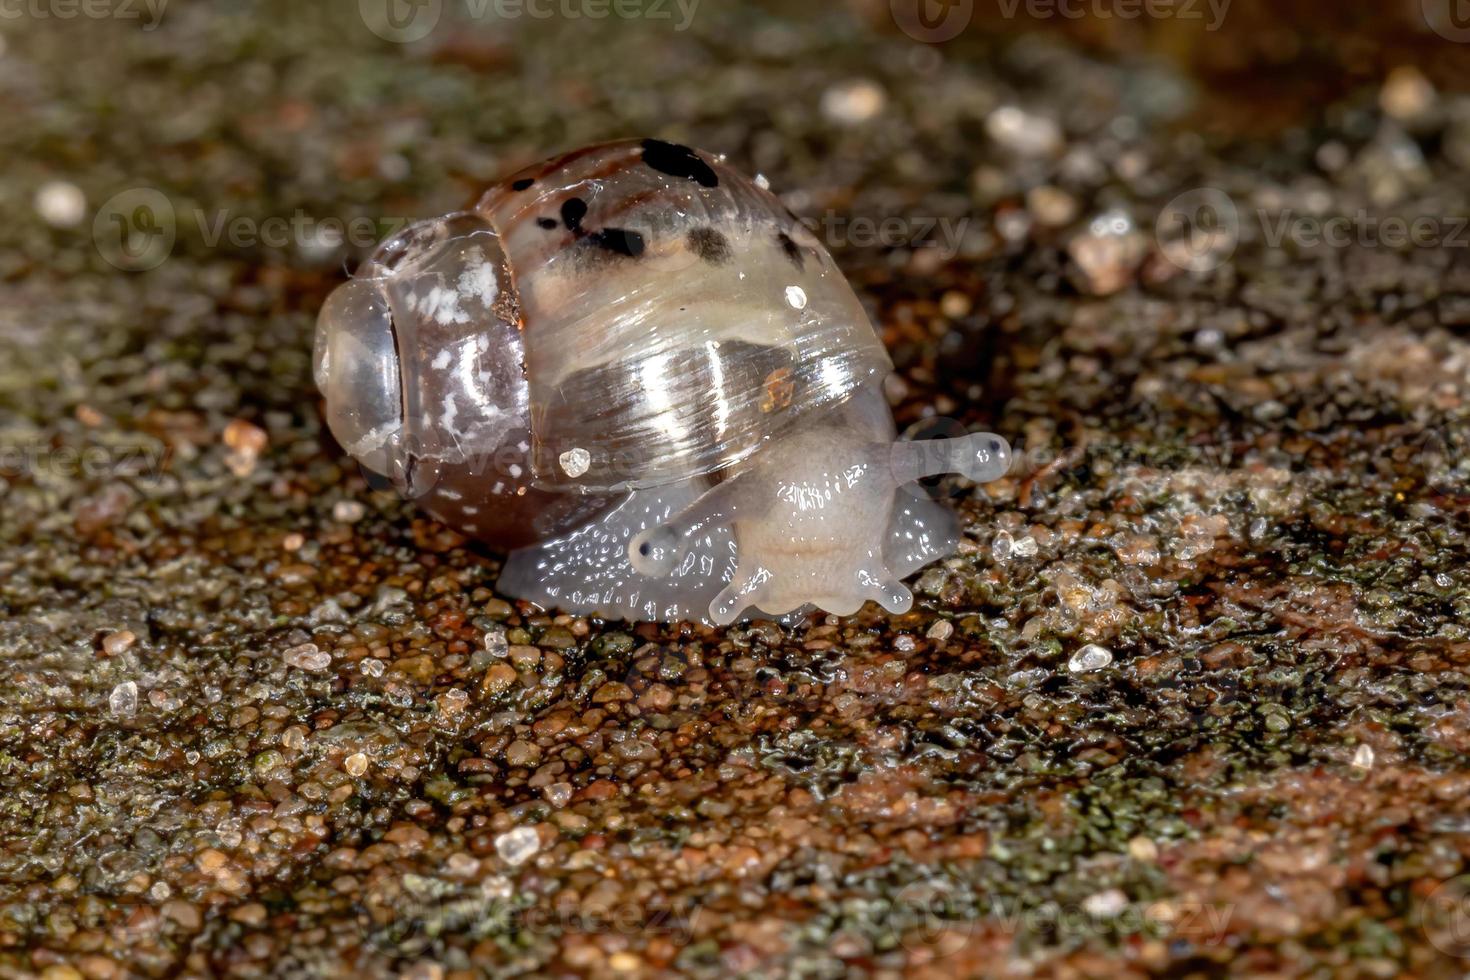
(2, 2, 1469, 976)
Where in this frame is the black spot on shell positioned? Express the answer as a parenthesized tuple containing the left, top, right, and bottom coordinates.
(589, 227, 645, 257)
(511, 177, 535, 191)
(561, 198, 588, 232)
(777, 232, 804, 269)
(687, 227, 731, 264)
(640, 139, 718, 188)
(536, 217, 558, 230)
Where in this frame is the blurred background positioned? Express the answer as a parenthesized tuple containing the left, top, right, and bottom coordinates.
(3, 0, 1470, 977)
(8, 0, 1470, 439)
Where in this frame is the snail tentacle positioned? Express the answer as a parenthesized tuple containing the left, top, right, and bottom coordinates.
(627, 471, 759, 578)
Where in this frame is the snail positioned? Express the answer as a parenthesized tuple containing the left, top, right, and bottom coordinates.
(314, 138, 1011, 625)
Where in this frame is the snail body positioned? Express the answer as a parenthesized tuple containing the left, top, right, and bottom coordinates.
(315, 139, 1010, 624)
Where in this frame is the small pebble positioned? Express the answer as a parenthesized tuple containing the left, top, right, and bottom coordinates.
(1083, 888, 1130, 918)
(102, 630, 137, 656)
(482, 663, 517, 695)
(446, 852, 479, 876)
(109, 681, 138, 717)
(1379, 66, 1435, 122)
(481, 875, 513, 901)
(994, 531, 1039, 561)
(1068, 644, 1114, 673)
(1026, 185, 1079, 227)
(1068, 210, 1147, 296)
(332, 500, 366, 523)
(494, 826, 541, 866)
(1351, 743, 1375, 771)
(1128, 836, 1159, 861)
(34, 180, 86, 228)
(509, 644, 541, 669)
(939, 291, 972, 319)
(506, 739, 538, 767)
(344, 752, 369, 777)
(608, 952, 644, 973)
(985, 105, 1063, 157)
(196, 849, 228, 874)
(222, 419, 268, 477)
(283, 642, 331, 672)
(222, 418, 268, 454)
(926, 619, 954, 641)
(820, 78, 886, 124)
(558, 447, 591, 478)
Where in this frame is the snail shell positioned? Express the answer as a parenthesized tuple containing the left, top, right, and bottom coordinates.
(315, 139, 1011, 623)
